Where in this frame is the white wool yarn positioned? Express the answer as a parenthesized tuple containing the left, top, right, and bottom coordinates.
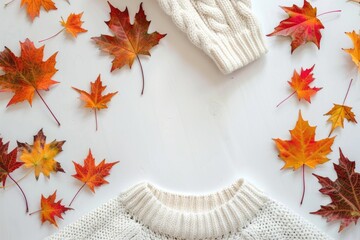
(46, 179, 332, 240)
(156, 0, 268, 74)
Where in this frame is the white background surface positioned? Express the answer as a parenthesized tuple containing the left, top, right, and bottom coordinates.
(0, 0, 359, 239)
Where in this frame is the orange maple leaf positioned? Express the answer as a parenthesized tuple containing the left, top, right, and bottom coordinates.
(69, 149, 119, 206)
(343, 31, 360, 71)
(20, 0, 57, 21)
(72, 75, 118, 131)
(61, 12, 87, 37)
(273, 110, 335, 204)
(267, 1, 340, 53)
(92, 2, 166, 95)
(17, 129, 65, 180)
(37, 191, 72, 227)
(0, 39, 60, 125)
(277, 65, 321, 107)
(39, 12, 87, 42)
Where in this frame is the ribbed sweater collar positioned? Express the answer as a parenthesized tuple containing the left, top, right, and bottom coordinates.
(121, 179, 269, 239)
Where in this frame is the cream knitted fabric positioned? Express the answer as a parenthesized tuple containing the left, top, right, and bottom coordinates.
(156, 0, 267, 74)
(46, 179, 332, 240)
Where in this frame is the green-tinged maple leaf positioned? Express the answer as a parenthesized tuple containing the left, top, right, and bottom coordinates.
(17, 129, 65, 180)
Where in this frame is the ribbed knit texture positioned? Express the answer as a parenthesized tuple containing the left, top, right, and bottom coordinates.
(46, 179, 332, 240)
(156, 0, 268, 74)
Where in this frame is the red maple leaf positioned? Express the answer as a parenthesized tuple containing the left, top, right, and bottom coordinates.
(267, 0, 340, 53)
(312, 148, 360, 231)
(92, 2, 166, 95)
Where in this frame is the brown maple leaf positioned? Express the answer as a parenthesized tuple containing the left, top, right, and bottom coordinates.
(273, 110, 335, 204)
(17, 129, 65, 180)
(267, 0, 340, 53)
(312, 148, 360, 232)
(0, 39, 60, 125)
(30, 191, 72, 227)
(39, 12, 87, 42)
(69, 149, 119, 206)
(72, 75, 118, 131)
(0, 138, 29, 212)
(277, 65, 321, 107)
(92, 2, 166, 95)
(20, 0, 57, 21)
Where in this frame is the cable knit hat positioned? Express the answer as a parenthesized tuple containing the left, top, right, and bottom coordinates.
(157, 0, 267, 74)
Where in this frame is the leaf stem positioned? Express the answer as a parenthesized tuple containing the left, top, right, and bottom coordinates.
(39, 28, 65, 43)
(35, 89, 61, 126)
(300, 165, 306, 205)
(69, 182, 86, 206)
(328, 78, 354, 137)
(95, 108, 98, 131)
(342, 79, 353, 105)
(4, 0, 15, 7)
(8, 174, 29, 213)
(29, 209, 41, 216)
(276, 91, 296, 108)
(136, 55, 145, 96)
(0, 170, 31, 189)
(317, 10, 342, 17)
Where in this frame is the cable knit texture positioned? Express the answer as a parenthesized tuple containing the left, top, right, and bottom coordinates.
(46, 179, 332, 240)
(156, 0, 267, 74)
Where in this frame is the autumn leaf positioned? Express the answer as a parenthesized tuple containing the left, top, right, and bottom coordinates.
(92, 2, 166, 95)
(18, 0, 57, 21)
(72, 75, 118, 131)
(69, 149, 119, 206)
(324, 79, 357, 137)
(273, 110, 335, 204)
(30, 191, 72, 227)
(325, 104, 357, 136)
(39, 12, 87, 43)
(0, 138, 29, 212)
(17, 129, 65, 180)
(277, 65, 321, 107)
(343, 31, 360, 71)
(267, 0, 340, 53)
(0, 39, 60, 125)
(312, 148, 360, 232)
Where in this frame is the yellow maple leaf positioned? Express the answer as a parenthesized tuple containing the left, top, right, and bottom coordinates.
(343, 31, 360, 71)
(17, 129, 65, 179)
(324, 104, 357, 137)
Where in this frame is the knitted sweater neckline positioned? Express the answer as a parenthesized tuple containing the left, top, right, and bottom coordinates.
(121, 179, 269, 239)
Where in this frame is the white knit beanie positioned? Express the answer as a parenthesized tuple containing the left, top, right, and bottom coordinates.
(157, 0, 267, 74)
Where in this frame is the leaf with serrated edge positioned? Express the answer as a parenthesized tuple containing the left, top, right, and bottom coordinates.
(312, 148, 360, 232)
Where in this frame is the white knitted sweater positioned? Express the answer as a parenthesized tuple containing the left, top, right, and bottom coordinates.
(46, 179, 332, 240)
(156, 0, 267, 74)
